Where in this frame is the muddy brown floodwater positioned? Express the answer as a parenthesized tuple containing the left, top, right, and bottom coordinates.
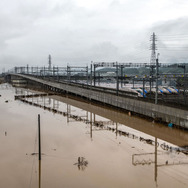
(0, 83, 188, 188)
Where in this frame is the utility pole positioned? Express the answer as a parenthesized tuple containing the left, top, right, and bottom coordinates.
(27, 64, 29, 74)
(38, 114, 41, 161)
(67, 65, 71, 83)
(90, 112, 93, 140)
(178, 64, 186, 104)
(116, 62, 119, 95)
(90, 63, 93, 86)
(86, 66, 89, 86)
(120, 65, 123, 88)
(94, 64, 96, 87)
(155, 53, 160, 105)
(154, 137, 158, 184)
(143, 77, 145, 98)
(38, 115, 42, 188)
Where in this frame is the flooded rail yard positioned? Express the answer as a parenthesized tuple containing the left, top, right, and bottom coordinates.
(0, 83, 188, 188)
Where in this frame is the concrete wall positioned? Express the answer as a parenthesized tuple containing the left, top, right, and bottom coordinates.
(12, 74, 188, 129)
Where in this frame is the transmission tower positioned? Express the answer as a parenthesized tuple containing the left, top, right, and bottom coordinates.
(150, 32, 157, 65)
(48, 54, 52, 70)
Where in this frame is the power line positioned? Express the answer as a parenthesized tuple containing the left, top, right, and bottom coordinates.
(158, 34, 188, 37)
(158, 38, 188, 41)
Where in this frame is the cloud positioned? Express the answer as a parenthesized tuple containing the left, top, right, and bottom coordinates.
(1, 0, 188, 72)
(149, 17, 188, 63)
(89, 41, 119, 62)
(151, 17, 188, 35)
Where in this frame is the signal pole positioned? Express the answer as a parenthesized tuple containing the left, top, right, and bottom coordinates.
(38, 114, 41, 161)
(38, 114, 41, 188)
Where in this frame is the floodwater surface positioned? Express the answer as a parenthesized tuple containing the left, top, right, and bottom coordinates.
(0, 83, 188, 188)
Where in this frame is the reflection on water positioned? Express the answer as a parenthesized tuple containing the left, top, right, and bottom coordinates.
(15, 90, 188, 156)
(1, 83, 188, 188)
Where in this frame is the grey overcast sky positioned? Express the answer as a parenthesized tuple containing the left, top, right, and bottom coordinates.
(1, 0, 188, 71)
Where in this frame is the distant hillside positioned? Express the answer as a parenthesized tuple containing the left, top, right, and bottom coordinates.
(96, 67, 116, 72)
(95, 63, 188, 75)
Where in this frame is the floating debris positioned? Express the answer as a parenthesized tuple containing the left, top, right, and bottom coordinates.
(168, 123, 173, 128)
(74, 157, 88, 171)
(31, 153, 38, 156)
(26, 152, 45, 156)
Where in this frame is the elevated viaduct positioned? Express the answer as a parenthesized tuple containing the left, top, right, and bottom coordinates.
(6, 73, 188, 129)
